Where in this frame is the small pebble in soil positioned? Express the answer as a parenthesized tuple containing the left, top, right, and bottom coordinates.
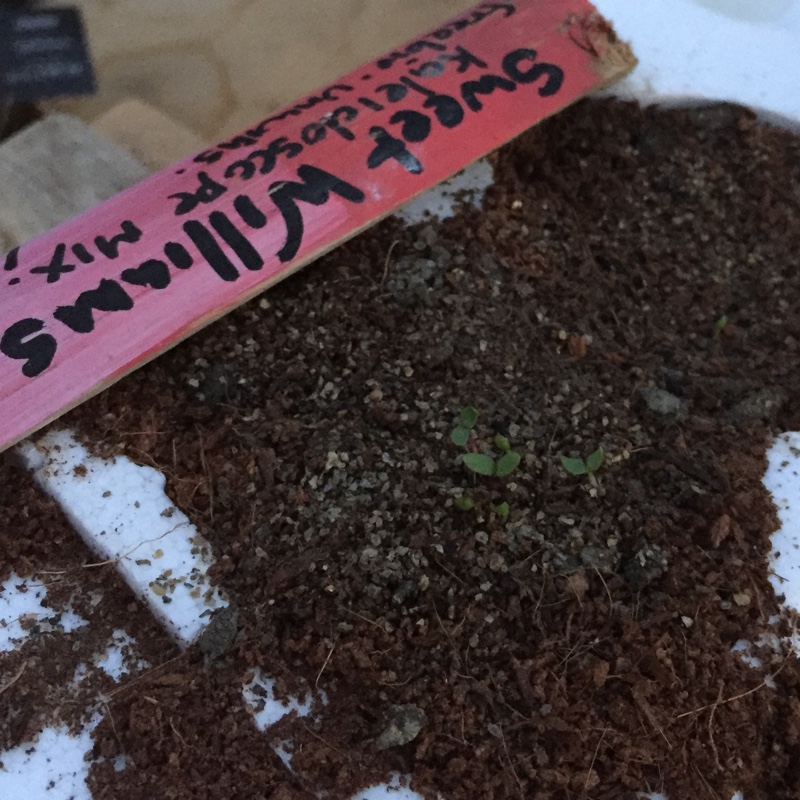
(197, 604, 239, 663)
(638, 386, 685, 416)
(375, 704, 428, 750)
(729, 388, 785, 421)
(623, 543, 669, 592)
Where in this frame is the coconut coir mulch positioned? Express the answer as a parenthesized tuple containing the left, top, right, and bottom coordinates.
(3, 97, 800, 799)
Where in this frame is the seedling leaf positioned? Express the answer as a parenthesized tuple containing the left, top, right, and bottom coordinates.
(455, 495, 475, 511)
(495, 451, 521, 477)
(451, 427, 470, 447)
(585, 447, 604, 473)
(463, 453, 496, 476)
(493, 501, 510, 520)
(459, 406, 479, 429)
(494, 434, 511, 454)
(560, 455, 587, 476)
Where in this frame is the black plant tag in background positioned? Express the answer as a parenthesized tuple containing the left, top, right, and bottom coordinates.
(0, 7, 96, 102)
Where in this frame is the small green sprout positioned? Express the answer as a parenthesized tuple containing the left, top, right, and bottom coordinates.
(462, 434, 521, 478)
(450, 407, 521, 520)
(712, 314, 728, 340)
(450, 406, 479, 447)
(492, 501, 510, 520)
(560, 446, 604, 486)
(454, 494, 475, 512)
(452, 407, 521, 478)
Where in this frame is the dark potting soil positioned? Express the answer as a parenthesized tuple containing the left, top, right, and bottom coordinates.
(3, 97, 800, 799)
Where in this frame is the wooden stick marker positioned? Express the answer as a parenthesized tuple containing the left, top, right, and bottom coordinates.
(0, 0, 635, 453)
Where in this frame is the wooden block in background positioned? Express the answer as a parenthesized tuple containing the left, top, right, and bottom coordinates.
(91, 98, 205, 172)
(0, 113, 149, 252)
(0, 100, 203, 252)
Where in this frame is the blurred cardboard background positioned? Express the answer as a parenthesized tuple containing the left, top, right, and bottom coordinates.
(44, 1, 476, 143)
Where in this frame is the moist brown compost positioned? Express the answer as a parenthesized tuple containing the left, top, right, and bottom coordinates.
(3, 97, 800, 799)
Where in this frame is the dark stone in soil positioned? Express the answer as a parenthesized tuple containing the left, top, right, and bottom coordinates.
(376, 704, 428, 750)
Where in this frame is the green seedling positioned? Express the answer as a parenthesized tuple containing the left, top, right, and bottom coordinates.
(452, 407, 521, 478)
(450, 407, 522, 520)
(712, 314, 728, 340)
(462, 433, 521, 478)
(560, 446, 604, 487)
(454, 494, 475, 511)
(450, 406, 479, 447)
(492, 501, 510, 520)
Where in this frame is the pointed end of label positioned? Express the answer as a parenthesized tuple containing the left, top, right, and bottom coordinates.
(563, 10, 638, 84)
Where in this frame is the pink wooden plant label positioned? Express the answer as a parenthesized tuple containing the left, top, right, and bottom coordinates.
(0, 0, 635, 453)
